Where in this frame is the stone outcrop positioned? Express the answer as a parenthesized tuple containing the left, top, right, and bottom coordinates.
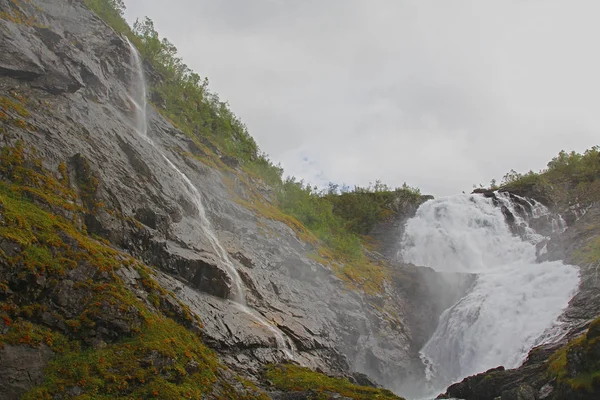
(0, 344, 53, 400)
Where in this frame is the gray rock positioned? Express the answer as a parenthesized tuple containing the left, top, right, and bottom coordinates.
(0, 344, 54, 400)
(501, 384, 538, 400)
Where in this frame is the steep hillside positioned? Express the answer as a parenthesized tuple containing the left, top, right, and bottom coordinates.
(0, 0, 472, 399)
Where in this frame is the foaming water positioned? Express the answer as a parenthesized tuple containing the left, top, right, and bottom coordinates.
(401, 194, 579, 395)
(125, 38, 295, 359)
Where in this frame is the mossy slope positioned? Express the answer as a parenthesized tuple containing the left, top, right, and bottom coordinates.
(0, 142, 266, 398)
(547, 318, 600, 398)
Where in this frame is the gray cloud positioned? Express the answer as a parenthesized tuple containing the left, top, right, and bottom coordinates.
(124, 0, 600, 196)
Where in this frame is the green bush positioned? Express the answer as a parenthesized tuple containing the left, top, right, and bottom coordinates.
(500, 146, 600, 206)
(84, 0, 129, 33)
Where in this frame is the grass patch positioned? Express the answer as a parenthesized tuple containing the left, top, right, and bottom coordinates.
(22, 317, 221, 400)
(265, 364, 404, 400)
(574, 236, 600, 265)
(0, 93, 36, 132)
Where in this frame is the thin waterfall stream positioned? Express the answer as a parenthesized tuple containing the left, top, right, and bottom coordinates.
(401, 193, 579, 397)
(126, 38, 295, 359)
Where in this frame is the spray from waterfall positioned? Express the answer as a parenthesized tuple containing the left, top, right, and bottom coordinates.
(125, 38, 294, 359)
(401, 193, 579, 396)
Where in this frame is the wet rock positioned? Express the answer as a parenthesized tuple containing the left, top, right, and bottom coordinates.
(185, 360, 200, 374)
(498, 185, 552, 207)
(501, 205, 516, 224)
(350, 372, 379, 387)
(369, 194, 430, 260)
(472, 188, 497, 198)
(0, 12, 46, 80)
(0, 239, 21, 258)
(0, 344, 54, 400)
(501, 384, 538, 400)
(117, 135, 155, 181)
(140, 239, 233, 299)
(67, 386, 84, 397)
(538, 384, 553, 399)
(134, 207, 171, 236)
(270, 391, 352, 399)
(220, 154, 240, 168)
(231, 251, 255, 268)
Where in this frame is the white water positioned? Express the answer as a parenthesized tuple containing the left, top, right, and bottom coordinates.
(401, 193, 579, 395)
(125, 39, 294, 359)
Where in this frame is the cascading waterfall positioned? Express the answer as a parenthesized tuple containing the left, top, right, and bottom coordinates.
(125, 38, 294, 359)
(401, 193, 579, 396)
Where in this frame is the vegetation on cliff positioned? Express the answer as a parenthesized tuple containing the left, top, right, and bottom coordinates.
(0, 139, 266, 398)
(82, 0, 426, 293)
(498, 146, 600, 208)
(0, 142, 399, 397)
(547, 318, 600, 396)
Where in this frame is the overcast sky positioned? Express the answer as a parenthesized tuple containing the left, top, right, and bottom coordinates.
(123, 1, 599, 196)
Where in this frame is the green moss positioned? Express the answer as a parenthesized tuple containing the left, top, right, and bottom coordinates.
(83, 0, 130, 34)
(547, 336, 583, 381)
(0, 178, 118, 272)
(0, 145, 265, 398)
(0, 0, 39, 27)
(22, 318, 222, 399)
(574, 236, 600, 265)
(0, 94, 36, 131)
(0, 320, 72, 350)
(568, 371, 600, 393)
(0, 142, 80, 214)
(265, 364, 404, 400)
(71, 154, 101, 212)
(547, 318, 600, 393)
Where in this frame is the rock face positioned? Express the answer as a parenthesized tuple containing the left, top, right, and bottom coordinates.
(0, 0, 473, 398)
(0, 345, 53, 400)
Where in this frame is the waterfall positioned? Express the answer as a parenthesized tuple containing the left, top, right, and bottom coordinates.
(401, 194, 579, 395)
(125, 38, 294, 359)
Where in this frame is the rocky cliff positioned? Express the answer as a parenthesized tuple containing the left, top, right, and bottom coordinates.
(0, 1, 473, 399)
